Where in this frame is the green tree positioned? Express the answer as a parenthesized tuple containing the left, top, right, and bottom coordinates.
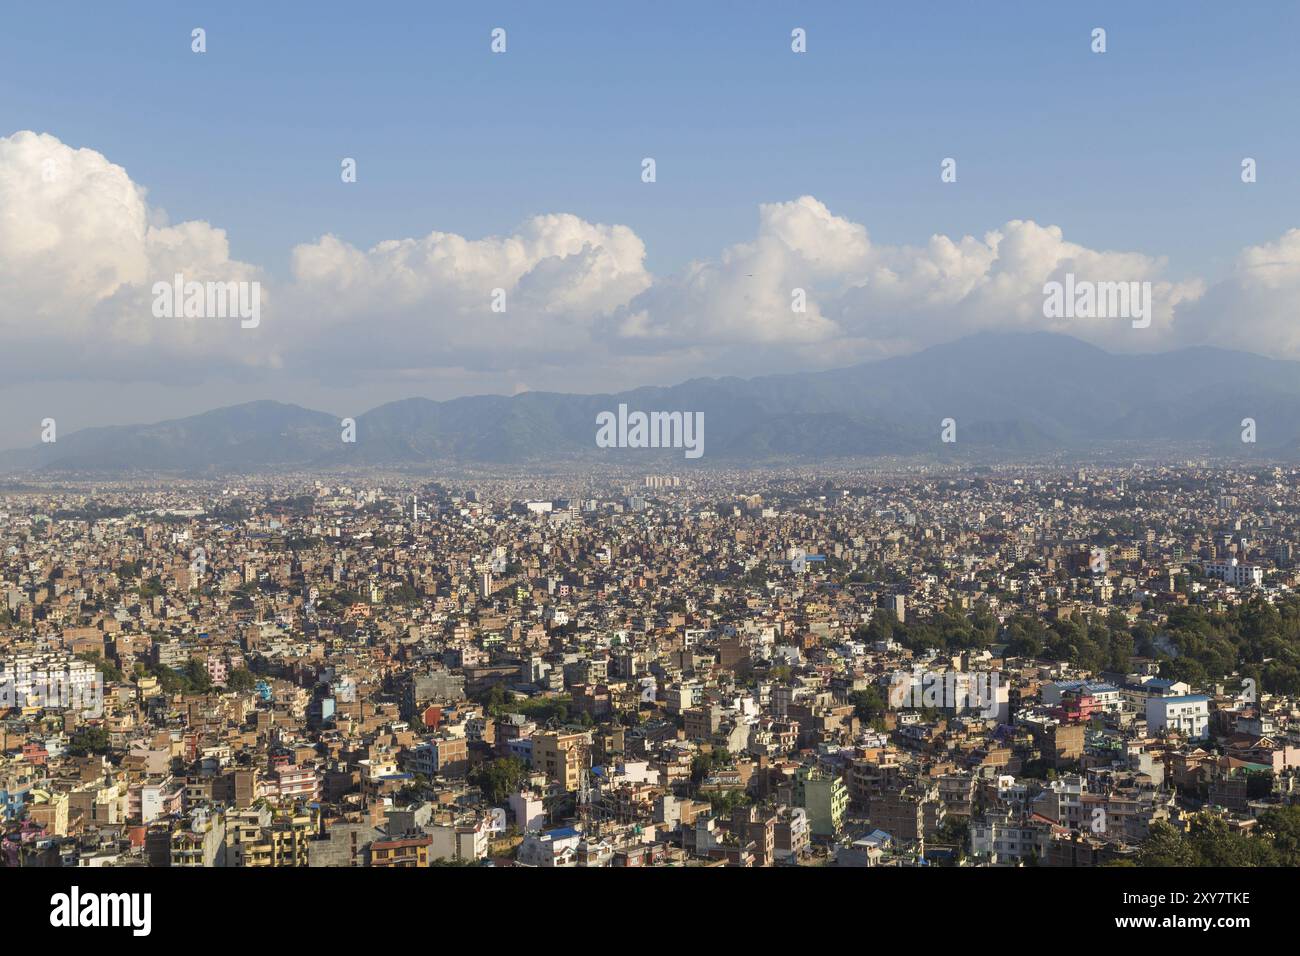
(68, 725, 112, 757)
(706, 790, 750, 817)
(226, 668, 256, 692)
(1257, 805, 1300, 864)
(469, 757, 530, 804)
(182, 658, 213, 693)
(850, 687, 886, 723)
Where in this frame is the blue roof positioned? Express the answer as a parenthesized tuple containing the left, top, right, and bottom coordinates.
(1054, 679, 1117, 693)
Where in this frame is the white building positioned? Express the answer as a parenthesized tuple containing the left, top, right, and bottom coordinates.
(508, 791, 546, 832)
(970, 812, 1049, 864)
(517, 826, 582, 867)
(1145, 695, 1210, 741)
(1203, 559, 1263, 588)
(0, 653, 101, 715)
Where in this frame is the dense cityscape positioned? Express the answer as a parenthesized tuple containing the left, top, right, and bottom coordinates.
(4, 462, 1300, 869)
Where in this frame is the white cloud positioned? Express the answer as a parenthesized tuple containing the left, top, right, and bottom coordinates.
(619, 200, 1204, 359)
(0, 131, 269, 379)
(617, 197, 852, 347)
(1171, 228, 1300, 356)
(282, 213, 651, 373)
(5, 130, 1300, 393)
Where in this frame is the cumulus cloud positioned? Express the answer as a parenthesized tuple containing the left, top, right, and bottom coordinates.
(618, 198, 1204, 361)
(846, 219, 1206, 352)
(0, 131, 269, 381)
(1171, 229, 1300, 356)
(616, 197, 856, 347)
(3, 130, 1298, 393)
(281, 213, 651, 374)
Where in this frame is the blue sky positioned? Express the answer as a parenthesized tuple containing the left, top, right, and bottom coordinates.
(5, 0, 1296, 281)
(2, 1, 1299, 448)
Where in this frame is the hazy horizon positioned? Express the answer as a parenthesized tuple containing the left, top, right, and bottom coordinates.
(0, 329, 1292, 456)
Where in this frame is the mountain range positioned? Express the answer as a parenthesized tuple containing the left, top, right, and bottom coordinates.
(5, 332, 1299, 473)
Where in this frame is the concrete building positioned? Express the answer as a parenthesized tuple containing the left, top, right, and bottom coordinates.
(1146, 695, 1210, 741)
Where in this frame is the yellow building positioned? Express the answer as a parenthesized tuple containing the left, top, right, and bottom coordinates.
(532, 731, 588, 791)
(226, 805, 316, 867)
